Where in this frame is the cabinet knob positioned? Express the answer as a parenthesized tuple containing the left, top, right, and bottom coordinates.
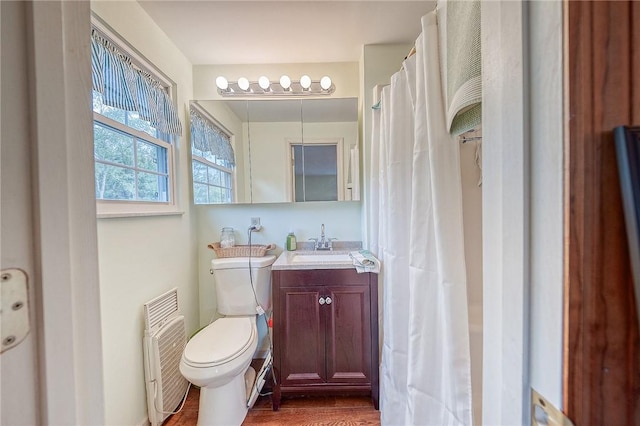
(325, 296, 332, 305)
(319, 297, 326, 305)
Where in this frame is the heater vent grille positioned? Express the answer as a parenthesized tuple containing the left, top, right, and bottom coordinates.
(143, 288, 188, 426)
(144, 288, 179, 333)
(156, 316, 188, 414)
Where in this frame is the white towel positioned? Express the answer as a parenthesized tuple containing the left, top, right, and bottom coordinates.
(350, 250, 380, 274)
(437, 0, 482, 135)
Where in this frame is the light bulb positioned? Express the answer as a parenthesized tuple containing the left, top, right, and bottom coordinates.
(300, 75, 312, 89)
(238, 77, 250, 91)
(279, 75, 291, 90)
(258, 76, 270, 90)
(216, 76, 229, 91)
(320, 76, 332, 90)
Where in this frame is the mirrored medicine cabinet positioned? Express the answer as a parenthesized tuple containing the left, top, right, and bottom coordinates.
(190, 98, 360, 204)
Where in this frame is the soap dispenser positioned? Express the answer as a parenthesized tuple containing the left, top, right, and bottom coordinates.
(286, 230, 297, 251)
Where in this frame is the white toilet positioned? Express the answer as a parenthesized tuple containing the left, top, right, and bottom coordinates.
(179, 255, 276, 426)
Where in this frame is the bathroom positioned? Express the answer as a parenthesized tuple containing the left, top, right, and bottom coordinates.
(2, 0, 576, 425)
(95, 0, 486, 422)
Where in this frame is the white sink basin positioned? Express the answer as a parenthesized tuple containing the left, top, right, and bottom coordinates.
(292, 253, 352, 264)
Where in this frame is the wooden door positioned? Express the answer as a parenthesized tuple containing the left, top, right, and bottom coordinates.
(325, 285, 372, 385)
(564, 1, 640, 424)
(277, 286, 326, 386)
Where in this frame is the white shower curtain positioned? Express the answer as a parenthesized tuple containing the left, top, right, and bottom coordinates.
(371, 12, 473, 426)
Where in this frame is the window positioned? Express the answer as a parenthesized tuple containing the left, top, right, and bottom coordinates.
(190, 106, 236, 204)
(91, 26, 182, 215)
(93, 93, 171, 203)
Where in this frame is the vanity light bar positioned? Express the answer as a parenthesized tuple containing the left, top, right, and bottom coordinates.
(216, 75, 335, 97)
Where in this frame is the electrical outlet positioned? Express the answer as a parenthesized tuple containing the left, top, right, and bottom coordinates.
(250, 217, 262, 231)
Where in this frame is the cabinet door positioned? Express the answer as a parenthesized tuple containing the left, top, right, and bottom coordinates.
(325, 285, 372, 384)
(278, 286, 326, 386)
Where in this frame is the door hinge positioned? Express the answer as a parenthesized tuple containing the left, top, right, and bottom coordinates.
(1, 269, 31, 354)
(531, 388, 574, 426)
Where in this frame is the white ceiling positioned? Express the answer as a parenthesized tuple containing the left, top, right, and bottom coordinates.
(137, 1, 437, 65)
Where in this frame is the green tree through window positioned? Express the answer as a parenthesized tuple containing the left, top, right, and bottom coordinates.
(93, 92, 171, 203)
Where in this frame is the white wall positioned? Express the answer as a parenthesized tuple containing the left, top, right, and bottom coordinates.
(91, 2, 199, 425)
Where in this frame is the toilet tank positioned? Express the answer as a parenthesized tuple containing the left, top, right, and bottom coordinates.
(211, 255, 276, 316)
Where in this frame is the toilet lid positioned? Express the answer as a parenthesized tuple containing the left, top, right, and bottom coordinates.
(183, 317, 254, 367)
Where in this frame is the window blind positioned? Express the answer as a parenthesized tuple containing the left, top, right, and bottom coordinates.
(91, 29, 183, 136)
(189, 108, 236, 167)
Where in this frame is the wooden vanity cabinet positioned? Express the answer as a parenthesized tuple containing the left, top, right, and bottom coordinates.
(271, 268, 379, 410)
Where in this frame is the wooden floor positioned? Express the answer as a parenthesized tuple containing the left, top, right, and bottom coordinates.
(164, 386, 380, 426)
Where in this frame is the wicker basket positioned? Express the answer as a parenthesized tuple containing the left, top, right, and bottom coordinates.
(207, 242, 276, 258)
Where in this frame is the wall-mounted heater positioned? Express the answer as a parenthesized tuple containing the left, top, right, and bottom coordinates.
(143, 288, 189, 426)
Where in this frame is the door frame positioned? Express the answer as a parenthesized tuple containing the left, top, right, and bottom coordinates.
(26, 1, 104, 423)
(480, 1, 531, 424)
(286, 137, 345, 202)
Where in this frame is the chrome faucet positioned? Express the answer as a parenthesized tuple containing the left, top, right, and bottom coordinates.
(310, 224, 336, 250)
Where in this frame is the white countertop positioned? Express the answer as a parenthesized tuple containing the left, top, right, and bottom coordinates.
(272, 250, 356, 270)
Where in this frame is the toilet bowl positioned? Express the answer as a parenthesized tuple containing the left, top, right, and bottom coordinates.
(180, 316, 258, 426)
(179, 254, 276, 426)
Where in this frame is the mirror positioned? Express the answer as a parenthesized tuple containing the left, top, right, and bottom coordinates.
(246, 99, 303, 203)
(190, 98, 359, 204)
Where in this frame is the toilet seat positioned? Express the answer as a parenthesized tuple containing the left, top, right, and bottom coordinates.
(183, 317, 255, 368)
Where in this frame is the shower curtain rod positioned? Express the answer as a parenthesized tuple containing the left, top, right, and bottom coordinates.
(405, 46, 417, 60)
(399, 46, 417, 72)
(372, 46, 416, 109)
(459, 126, 483, 143)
